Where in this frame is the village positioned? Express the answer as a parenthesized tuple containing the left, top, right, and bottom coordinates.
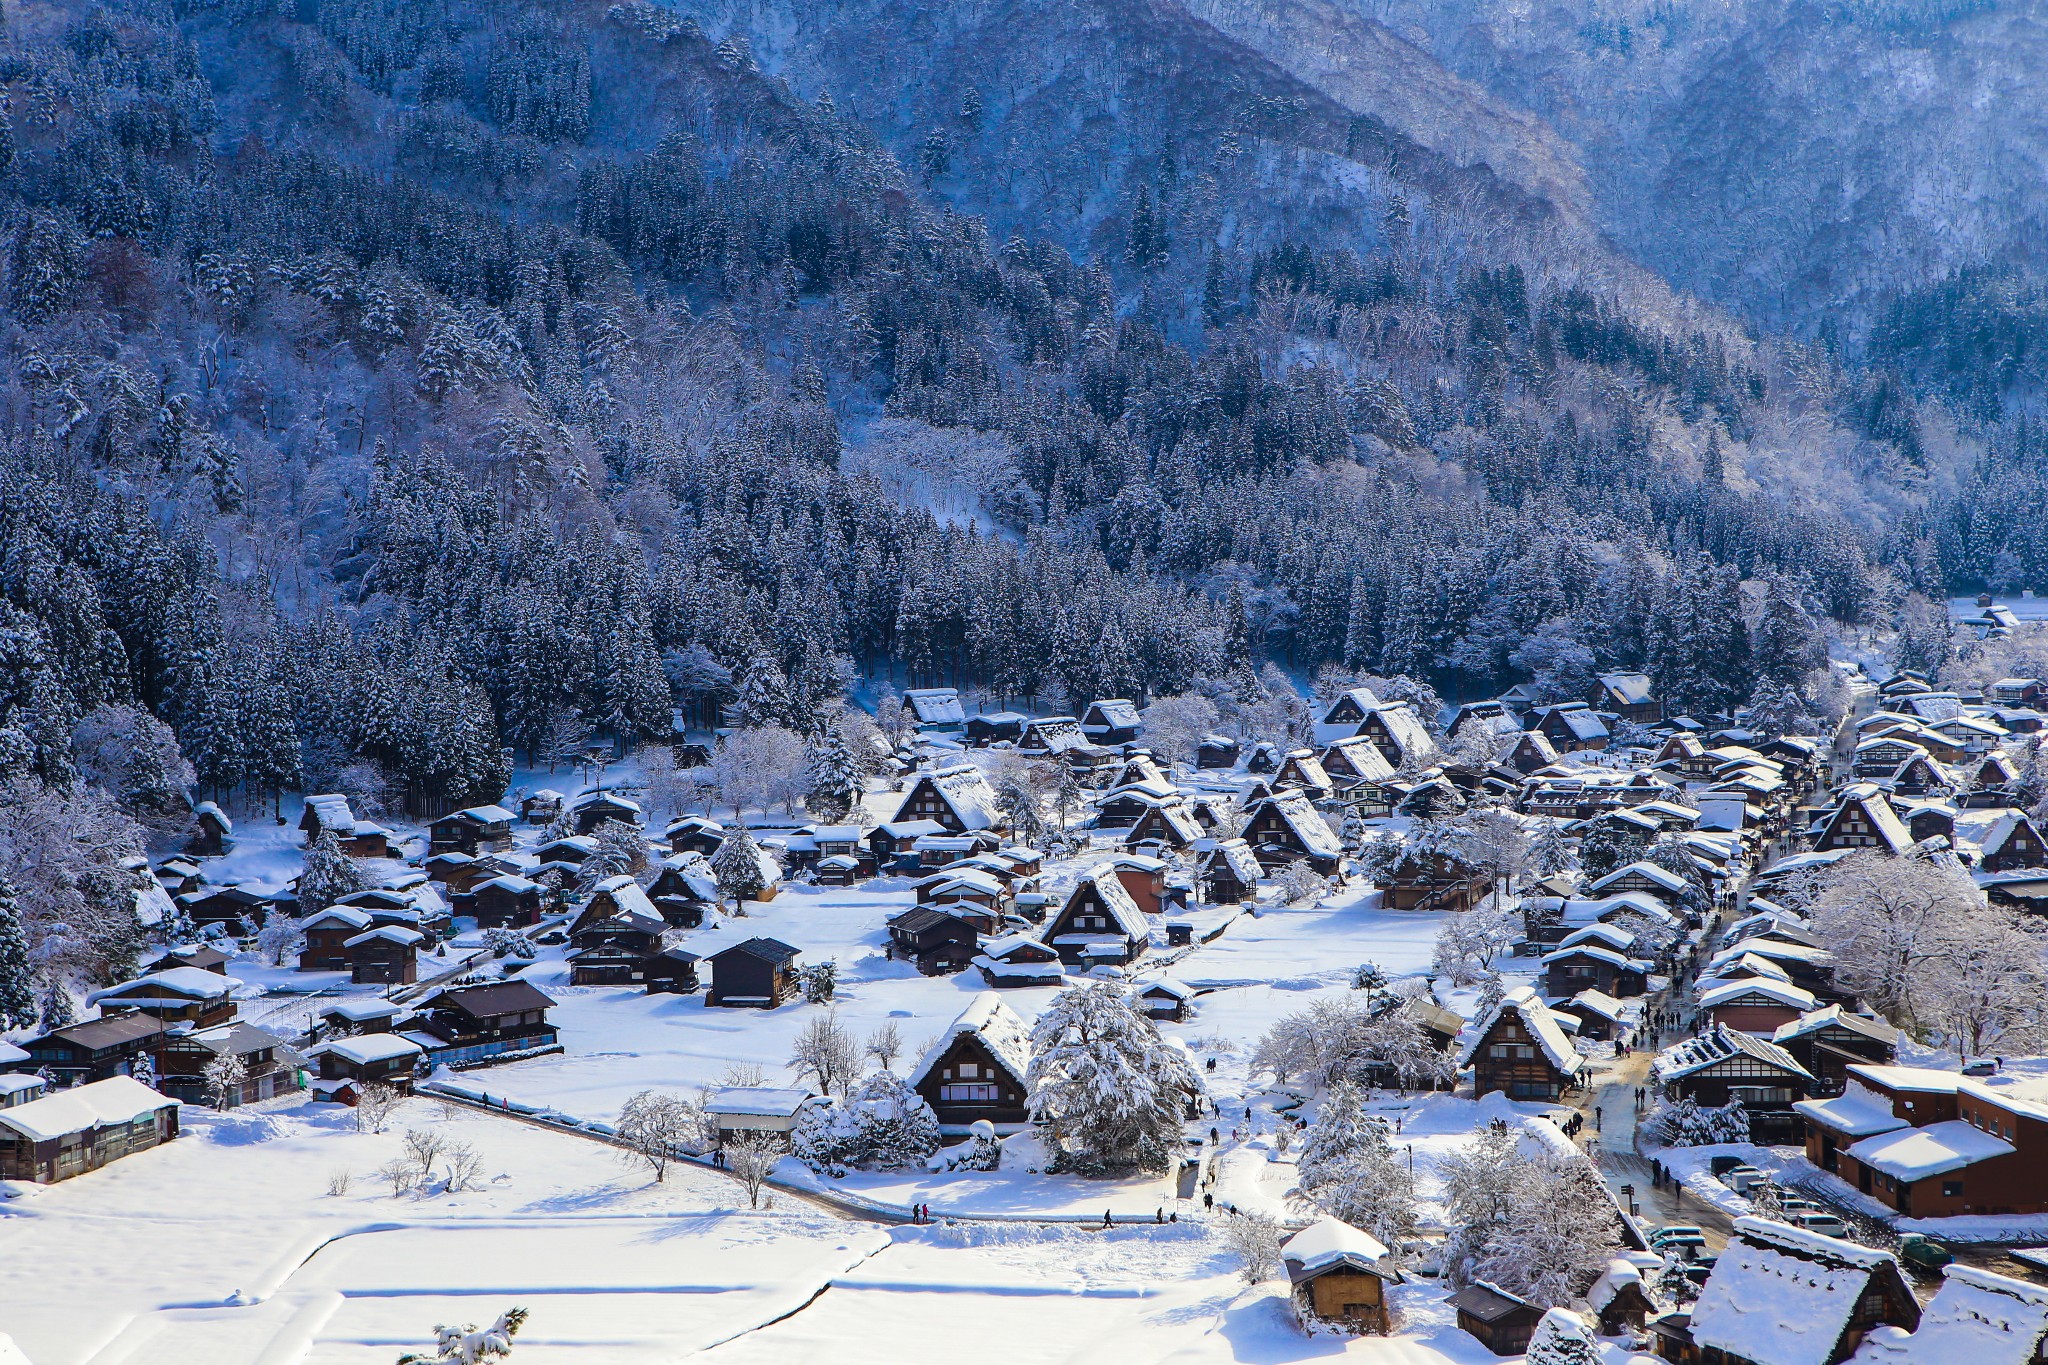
(10, 651, 2048, 1365)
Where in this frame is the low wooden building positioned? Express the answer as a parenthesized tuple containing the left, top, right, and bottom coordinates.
(24, 1014, 168, 1085)
(706, 937, 801, 1008)
(154, 1023, 302, 1107)
(427, 804, 517, 856)
(343, 925, 422, 985)
(409, 981, 560, 1066)
(1460, 987, 1585, 1102)
(1241, 790, 1344, 876)
(520, 789, 564, 823)
(1279, 1218, 1402, 1335)
(1196, 837, 1263, 904)
(1042, 871, 1149, 966)
(176, 884, 270, 930)
(890, 763, 1003, 836)
(1137, 978, 1194, 1022)
(1981, 810, 2048, 872)
(570, 790, 643, 834)
(907, 993, 1032, 1132)
(704, 1087, 815, 1147)
(964, 711, 1028, 745)
(85, 968, 238, 1027)
(471, 874, 544, 928)
(1653, 1025, 1814, 1145)
(1588, 1260, 1660, 1337)
(1673, 1217, 1918, 1365)
(0, 1077, 181, 1183)
(1542, 944, 1651, 999)
(665, 815, 726, 857)
(1449, 1281, 1545, 1356)
(1771, 1006, 1898, 1094)
(187, 801, 233, 856)
(1195, 734, 1241, 769)
(886, 906, 981, 974)
(143, 945, 231, 976)
(300, 906, 377, 971)
(311, 1033, 425, 1091)
(1080, 698, 1142, 746)
(973, 934, 1065, 988)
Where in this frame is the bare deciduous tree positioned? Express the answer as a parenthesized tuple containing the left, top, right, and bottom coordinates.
(355, 1082, 404, 1134)
(789, 1013, 861, 1097)
(616, 1090, 699, 1183)
(724, 1131, 780, 1209)
(866, 1020, 904, 1072)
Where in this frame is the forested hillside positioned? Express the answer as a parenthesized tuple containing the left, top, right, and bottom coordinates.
(0, 0, 1942, 985)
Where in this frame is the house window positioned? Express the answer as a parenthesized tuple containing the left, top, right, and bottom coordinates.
(940, 1084, 1000, 1102)
(1490, 1043, 1535, 1060)
(959, 1062, 979, 1078)
(1942, 1181, 1964, 1197)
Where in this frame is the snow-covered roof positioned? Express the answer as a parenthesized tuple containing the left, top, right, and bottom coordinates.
(304, 793, 356, 833)
(1369, 703, 1438, 758)
(452, 804, 516, 824)
(1458, 986, 1582, 1074)
(1321, 735, 1397, 781)
(1589, 861, 1690, 895)
(1553, 707, 1611, 741)
(1600, 672, 1655, 705)
(1252, 789, 1341, 858)
(1850, 1119, 2013, 1182)
(1322, 687, 1381, 723)
(1587, 1257, 1646, 1313)
(1099, 778, 1182, 804)
(1557, 923, 1635, 952)
(907, 992, 1033, 1091)
(323, 998, 403, 1022)
(1792, 1092, 1909, 1139)
(592, 874, 660, 920)
(1052, 870, 1150, 944)
(0, 1041, 30, 1068)
(1654, 1025, 1811, 1083)
(1700, 977, 1817, 1012)
(0, 1074, 46, 1099)
(908, 763, 1002, 832)
(1279, 1217, 1399, 1283)
(1083, 698, 1142, 730)
(1540, 943, 1648, 972)
(704, 1086, 812, 1118)
(302, 905, 374, 931)
(1127, 800, 1204, 845)
(478, 874, 540, 895)
(1853, 1264, 2048, 1364)
(343, 926, 425, 948)
(314, 1034, 426, 1066)
(571, 789, 641, 813)
(1691, 1218, 1901, 1365)
(1774, 1005, 1897, 1049)
(0, 1076, 178, 1142)
(1848, 1064, 1963, 1095)
(86, 966, 237, 1006)
(133, 881, 175, 929)
(1565, 989, 1630, 1023)
(1199, 837, 1264, 885)
(904, 688, 966, 725)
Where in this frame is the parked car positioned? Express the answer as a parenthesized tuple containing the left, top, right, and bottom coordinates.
(1963, 1059, 1998, 1077)
(1780, 1197, 1820, 1216)
(1649, 1226, 1708, 1257)
(1723, 1166, 1767, 1193)
(1899, 1234, 1953, 1271)
(1790, 1211, 1849, 1237)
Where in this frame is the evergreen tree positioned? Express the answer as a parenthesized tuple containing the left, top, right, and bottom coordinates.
(803, 720, 866, 822)
(711, 824, 768, 912)
(1527, 822, 1577, 879)
(299, 829, 369, 911)
(1294, 1081, 1417, 1247)
(1027, 981, 1200, 1173)
(0, 872, 34, 1030)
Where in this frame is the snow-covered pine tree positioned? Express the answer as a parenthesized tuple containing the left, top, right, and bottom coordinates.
(36, 973, 74, 1031)
(0, 871, 33, 1029)
(734, 650, 792, 730)
(1294, 1081, 1417, 1247)
(1027, 980, 1200, 1174)
(299, 829, 369, 912)
(803, 721, 865, 823)
(1523, 1308, 1601, 1365)
(710, 824, 767, 913)
(1527, 822, 1576, 878)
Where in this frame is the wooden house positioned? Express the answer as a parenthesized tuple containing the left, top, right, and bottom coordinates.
(1541, 944, 1650, 999)
(571, 875, 662, 937)
(176, 884, 270, 930)
(1321, 687, 1383, 728)
(85, 968, 237, 1027)
(665, 815, 726, 857)
(1095, 778, 1185, 827)
(569, 790, 643, 834)
(902, 687, 966, 728)
(1534, 704, 1610, 754)
(706, 938, 801, 1008)
(1698, 977, 1818, 1035)
(299, 906, 376, 971)
(704, 1087, 816, 1147)
(143, 945, 230, 976)
(1460, 988, 1585, 1101)
(640, 943, 702, 994)
(154, 856, 204, 895)
(1356, 703, 1439, 768)
(886, 906, 981, 975)
(318, 998, 401, 1036)
(408, 981, 559, 1065)
(1279, 1218, 1402, 1335)
(907, 993, 1033, 1132)
(187, 801, 233, 856)
(311, 1033, 425, 1091)
(0, 1077, 181, 1184)
(1811, 786, 1913, 854)
(1887, 750, 1953, 797)
(1449, 1281, 1545, 1356)
(646, 855, 719, 926)
(1376, 849, 1491, 913)
(427, 804, 516, 856)
(1591, 671, 1661, 724)
(1772, 1006, 1898, 1094)
(343, 925, 421, 985)
(1272, 748, 1335, 800)
(1448, 700, 1521, 744)
(569, 905, 670, 985)
(1042, 871, 1149, 966)
(425, 851, 482, 890)
(1980, 810, 2048, 872)
(471, 874, 544, 928)
(974, 933, 1065, 987)
(1080, 698, 1142, 746)
(1674, 1217, 1918, 1365)
(1321, 735, 1398, 808)
(891, 763, 1003, 834)
(534, 834, 598, 873)
(1137, 978, 1194, 1022)
(153, 1022, 301, 1107)
(1653, 1025, 1814, 1144)
(1241, 790, 1343, 876)
(299, 793, 390, 857)
(1500, 729, 1561, 775)
(964, 711, 1028, 745)
(24, 1014, 169, 1085)
(1554, 988, 1632, 1043)
(519, 789, 564, 823)
(1586, 860, 1693, 908)
(1107, 854, 1177, 916)
(1588, 1260, 1660, 1338)
(1123, 798, 1204, 853)
(1196, 837, 1263, 904)
(1195, 734, 1241, 769)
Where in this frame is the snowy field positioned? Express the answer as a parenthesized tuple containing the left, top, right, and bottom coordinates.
(0, 1097, 1514, 1365)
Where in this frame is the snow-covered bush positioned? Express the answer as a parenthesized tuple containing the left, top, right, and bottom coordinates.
(397, 1307, 528, 1364)
(1649, 1097, 1750, 1147)
(798, 959, 838, 1004)
(793, 1072, 941, 1173)
(1523, 1308, 1601, 1365)
(952, 1119, 1002, 1171)
(1277, 859, 1331, 905)
(483, 927, 536, 959)
(1221, 1209, 1282, 1284)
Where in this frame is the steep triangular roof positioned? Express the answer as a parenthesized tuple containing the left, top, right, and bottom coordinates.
(907, 992, 1032, 1091)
